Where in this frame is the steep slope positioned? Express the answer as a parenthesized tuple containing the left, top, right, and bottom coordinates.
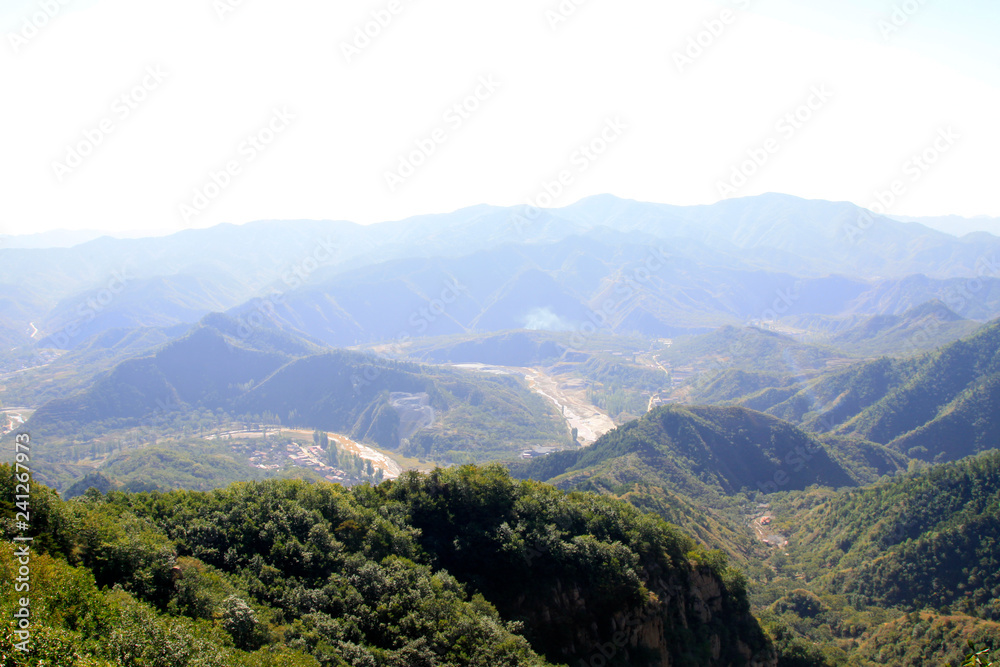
(508, 405, 907, 566)
(841, 273, 1000, 322)
(742, 356, 919, 432)
(840, 321, 1000, 458)
(828, 300, 978, 354)
(849, 612, 1000, 667)
(513, 405, 899, 502)
(40, 272, 251, 349)
(781, 451, 1000, 621)
(687, 369, 798, 406)
(683, 320, 1000, 463)
(0, 464, 777, 666)
(25, 320, 293, 434)
(231, 351, 567, 458)
(24, 315, 568, 460)
(661, 325, 844, 374)
(887, 373, 1000, 460)
(0, 324, 190, 408)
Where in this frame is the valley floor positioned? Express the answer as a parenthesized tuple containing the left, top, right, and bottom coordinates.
(206, 427, 405, 481)
(451, 363, 617, 445)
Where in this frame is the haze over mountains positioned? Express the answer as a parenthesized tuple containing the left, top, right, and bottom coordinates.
(891, 214, 1000, 238)
(3, 194, 1000, 357)
(6, 206, 997, 251)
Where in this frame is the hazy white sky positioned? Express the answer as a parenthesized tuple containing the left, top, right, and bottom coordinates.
(2, 0, 998, 235)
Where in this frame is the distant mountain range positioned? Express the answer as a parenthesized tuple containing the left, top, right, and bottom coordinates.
(6, 207, 999, 249)
(890, 214, 1000, 237)
(0, 228, 175, 249)
(3, 194, 1000, 355)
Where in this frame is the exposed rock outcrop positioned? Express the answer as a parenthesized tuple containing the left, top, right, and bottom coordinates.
(511, 564, 776, 667)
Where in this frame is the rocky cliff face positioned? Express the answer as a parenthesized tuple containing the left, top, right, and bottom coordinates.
(512, 565, 776, 667)
(374, 464, 777, 666)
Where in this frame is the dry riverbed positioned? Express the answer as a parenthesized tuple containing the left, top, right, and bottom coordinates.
(452, 363, 616, 445)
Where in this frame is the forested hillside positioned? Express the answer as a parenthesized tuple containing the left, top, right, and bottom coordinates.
(826, 301, 980, 356)
(0, 464, 776, 667)
(22, 316, 568, 462)
(682, 320, 1000, 464)
(782, 450, 1000, 620)
(742, 451, 1000, 666)
(508, 405, 908, 565)
(513, 405, 902, 501)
